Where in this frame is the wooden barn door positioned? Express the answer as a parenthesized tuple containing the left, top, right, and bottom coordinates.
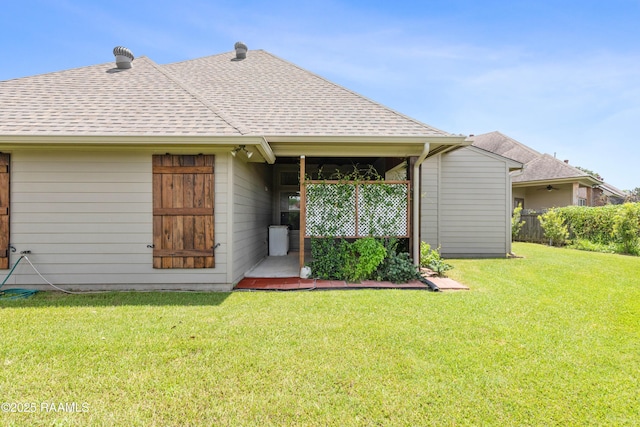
(152, 154, 215, 269)
(0, 153, 9, 269)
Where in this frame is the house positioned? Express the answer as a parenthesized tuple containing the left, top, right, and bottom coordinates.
(470, 131, 626, 210)
(598, 182, 627, 205)
(2, 43, 488, 290)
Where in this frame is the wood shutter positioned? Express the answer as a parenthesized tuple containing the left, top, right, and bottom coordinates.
(152, 154, 215, 269)
(0, 154, 9, 269)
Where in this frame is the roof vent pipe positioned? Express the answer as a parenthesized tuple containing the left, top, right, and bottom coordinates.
(113, 46, 134, 69)
(234, 41, 247, 59)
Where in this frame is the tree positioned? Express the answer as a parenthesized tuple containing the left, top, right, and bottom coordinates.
(575, 166, 602, 180)
(538, 209, 569, 247)
(625, 187, 640, 202)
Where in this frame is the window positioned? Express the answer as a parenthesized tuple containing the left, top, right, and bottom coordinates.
(578, 198, 587, 206)
(279, 192, 300, 230)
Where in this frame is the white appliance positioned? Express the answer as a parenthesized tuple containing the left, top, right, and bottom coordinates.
(269, 225, 289, 256)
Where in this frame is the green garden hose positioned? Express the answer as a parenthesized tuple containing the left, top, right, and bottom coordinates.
(0, 255, 39, 300)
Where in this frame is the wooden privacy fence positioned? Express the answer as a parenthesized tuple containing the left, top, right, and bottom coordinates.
(515, 210, 547, 243)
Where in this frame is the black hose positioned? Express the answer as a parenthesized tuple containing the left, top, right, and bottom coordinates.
(419, 275, 440, 292)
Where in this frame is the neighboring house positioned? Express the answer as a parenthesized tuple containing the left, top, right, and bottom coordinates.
(1, 43, 482, 290)
(598, 182, 627, 205)
(470, 131, 625, 210)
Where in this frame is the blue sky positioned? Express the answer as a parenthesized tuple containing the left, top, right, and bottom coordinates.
(2, 0, 639, 190)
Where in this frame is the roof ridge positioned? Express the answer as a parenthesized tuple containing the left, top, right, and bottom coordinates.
(1, 58, 129, 83)
(260, 50, 452, 136)
(144, 57, 248, 135)
(539, 153, 603, 181)
(492, 131, 542, 158)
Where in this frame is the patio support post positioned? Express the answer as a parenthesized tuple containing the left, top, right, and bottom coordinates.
(299, 155, 306, 271)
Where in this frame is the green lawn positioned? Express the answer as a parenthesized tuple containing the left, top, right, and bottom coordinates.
(1, 243, 639, 426)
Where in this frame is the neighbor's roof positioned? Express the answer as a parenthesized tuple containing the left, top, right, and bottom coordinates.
(471, 131, 602, 186)
(470, 131, 540, 164)
(513, 153, 600, 185)
(599, 181, 627, 198)
(0, 49, 451, 139)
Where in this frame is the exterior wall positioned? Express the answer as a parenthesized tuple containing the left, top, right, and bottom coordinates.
(6, 148, 232, 290)
(421, 147, 512, 258)
(230, 157, 272, 284)
(420, 156, 439, 246)
(516, 184, 573, 210)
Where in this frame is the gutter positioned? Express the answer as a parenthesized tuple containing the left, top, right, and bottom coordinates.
(411, 139, 469, 265)
(412, 143, 430, 266)
(257, 137, 276, 164)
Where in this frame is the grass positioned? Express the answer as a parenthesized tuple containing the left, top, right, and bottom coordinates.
(1, 242, 639, 426)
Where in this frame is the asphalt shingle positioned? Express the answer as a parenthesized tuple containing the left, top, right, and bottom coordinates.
(161, 49, 451, 137)
(471, 131, 599, 184)
(1, 48, 451, 138)
(0, 57, 241, 136)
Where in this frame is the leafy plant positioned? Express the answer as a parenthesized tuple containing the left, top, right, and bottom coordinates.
(512, 203, 526, 240)
(419, 241, 453, 276)
(538, 209, 569, 246)
(310, 237, 350, 280)
(344, 237, 387, 282)
(376, 251, 420, 283)
(611, 203, 640, 255)
(567, 239, 616, 254)
(556, 205, 617, 244)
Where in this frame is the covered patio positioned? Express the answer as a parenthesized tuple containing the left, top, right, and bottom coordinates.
(235, 251, 468, 291)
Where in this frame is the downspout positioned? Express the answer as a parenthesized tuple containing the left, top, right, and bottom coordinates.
(412, 143, 430, 266)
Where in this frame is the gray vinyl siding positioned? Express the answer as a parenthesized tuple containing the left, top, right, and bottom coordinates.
(421, 147, 512, 258)
(420, 156, 439, 245)
(230, 158, 271, 283)
(7, 148, 231, 290)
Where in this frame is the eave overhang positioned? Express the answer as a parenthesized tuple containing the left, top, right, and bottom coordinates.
(512, 175, 603, 188)
(0, 134, 277, 164)
(265, 135, 469, 158)
(0, 133, 469, 163)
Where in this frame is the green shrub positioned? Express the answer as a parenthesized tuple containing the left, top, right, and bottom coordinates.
(567, 239, 616, 254)
(376, 251, 420, 283)
(547, 203, 640, 255)
(557, 205, 617, 244)
(539, 209, 569, 246)
(310, 237, 350, 280)
(344, 237, 387, 282)
(311, 236, 420, 283)
(512, 203, 526, 240)
(611, 203, 640, 255)
(419, 241, 453, 277)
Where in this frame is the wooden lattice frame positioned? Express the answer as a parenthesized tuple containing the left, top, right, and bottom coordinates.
(304, 180, 410, 238)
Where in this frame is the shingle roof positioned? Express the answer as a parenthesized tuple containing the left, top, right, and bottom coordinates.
(163, 50, 450, 137)
(0, 57, 241, 136)
(513, 153, 595, 183)
(599, 181, 627, 198)
(470, 131, 601, 185)
(469, 131, 539, 164)
(0, 49, 451, 138)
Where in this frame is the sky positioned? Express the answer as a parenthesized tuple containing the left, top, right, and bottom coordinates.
(2, 0, 639, 190)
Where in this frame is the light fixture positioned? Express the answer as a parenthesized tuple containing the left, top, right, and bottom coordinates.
(230, 145, 253, 159)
